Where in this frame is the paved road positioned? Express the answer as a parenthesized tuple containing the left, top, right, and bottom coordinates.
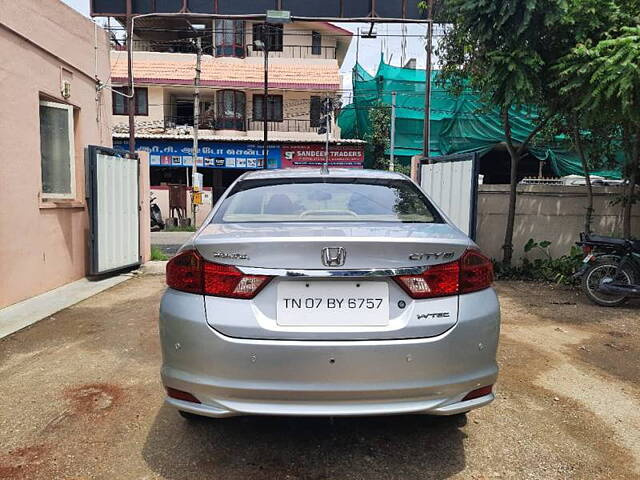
(151, 232, 194, 257)
(0, 276, 638, 479)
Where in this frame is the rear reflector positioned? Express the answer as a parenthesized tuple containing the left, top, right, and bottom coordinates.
(395, 262, 460, 299)
(462, 385, 493, 401)
(167, 250, 272, 299)
(393, 249, 493, 299)
(202, 261, 271, 299)
(166, 387, 201, 404)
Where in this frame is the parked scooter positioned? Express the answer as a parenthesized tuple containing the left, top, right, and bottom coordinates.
(150, 194, 165, 232)
(575, 233, 640, 307)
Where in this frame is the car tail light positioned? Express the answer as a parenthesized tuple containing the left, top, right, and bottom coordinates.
(393, 249, 493, 299)
(582, 245, 593, 255)
(459, 249, 494, 294)
(167, 250, 272, 299)
(462, 385, 493, 401)
(166, 250, 203, 294)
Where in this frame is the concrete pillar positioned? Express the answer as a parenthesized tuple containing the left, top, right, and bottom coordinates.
(411, 155, 424, 184)
(138, 151, 151, 263)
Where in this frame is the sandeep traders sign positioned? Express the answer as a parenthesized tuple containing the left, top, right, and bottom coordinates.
(281, 144, 365, 169)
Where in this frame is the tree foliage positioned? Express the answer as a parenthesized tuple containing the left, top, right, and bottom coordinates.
(438, 0, 640, 255)
(437, 0, 569, 265)
(556, 28, 639, 119)
(365, 103, 391, 170)
(554, 9, 640, 237)
(437, 0, 567, 109)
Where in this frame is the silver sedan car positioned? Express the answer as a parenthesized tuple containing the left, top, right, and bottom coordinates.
(159, 169, 500, 419)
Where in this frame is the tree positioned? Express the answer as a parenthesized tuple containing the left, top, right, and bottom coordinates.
(537, 115, 619, 234)
(571, 118, 620, 234)
(556, 25, 640, 237)
(436, 0, 566, 265)
(365, 103, 391, 170)
(542, 0, 625, 234)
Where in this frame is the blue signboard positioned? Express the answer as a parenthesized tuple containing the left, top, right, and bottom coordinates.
(114, 139, 281, 170)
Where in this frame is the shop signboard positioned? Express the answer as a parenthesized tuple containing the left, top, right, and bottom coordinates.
(114, 139, 281, 170)
(281, 144, 365, 169)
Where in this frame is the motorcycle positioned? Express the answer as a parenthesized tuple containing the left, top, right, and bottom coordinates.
(575, 233, 640, 307)
(150, 194, 165, 232)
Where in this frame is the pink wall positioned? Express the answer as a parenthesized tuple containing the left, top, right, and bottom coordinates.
(0, 0, 114, 308)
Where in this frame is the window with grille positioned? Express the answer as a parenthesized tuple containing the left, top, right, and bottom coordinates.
(310, 96, 323, 128)
(312, 31, 322, 55)
(215, 20, 245, 57)
(253, 95, 284, 122)
(216, 90, 246, 130)
(252, 23, 283, 52)
(112, 87, 148, 116)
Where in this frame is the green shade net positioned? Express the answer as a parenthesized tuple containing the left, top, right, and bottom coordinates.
(339, 58, 622, 179)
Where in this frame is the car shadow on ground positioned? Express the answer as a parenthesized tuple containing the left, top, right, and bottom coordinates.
(142, 405, 468, 479)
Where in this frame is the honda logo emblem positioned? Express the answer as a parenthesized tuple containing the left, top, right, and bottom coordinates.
(321, 247, 347, 267)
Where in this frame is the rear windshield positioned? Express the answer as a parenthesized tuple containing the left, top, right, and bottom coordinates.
(212, 178, 443, 224)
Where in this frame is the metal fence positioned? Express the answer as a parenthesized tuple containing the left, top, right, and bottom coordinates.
(161, 116, 320, 134)
(246, 44, 337, 60)
(247, 119, 321, 133)
(112, 38, 337, 60)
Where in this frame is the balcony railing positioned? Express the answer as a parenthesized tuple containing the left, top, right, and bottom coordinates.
(161, 116, 320, 134)
(112, 39, 199, 54)
(246, 44, 337, 60)
(247, 119, 321, 134)
(111, 37, 337, 59)
(164, 115, 246, 132)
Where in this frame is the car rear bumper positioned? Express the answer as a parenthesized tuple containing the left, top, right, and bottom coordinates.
(159, 288, 500, 417)
(165, 392, 496, 418)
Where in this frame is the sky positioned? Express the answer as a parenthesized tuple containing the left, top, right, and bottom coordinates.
(60, 0, 430, 95)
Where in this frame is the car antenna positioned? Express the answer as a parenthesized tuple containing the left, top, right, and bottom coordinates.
(320, 97, 332, 175)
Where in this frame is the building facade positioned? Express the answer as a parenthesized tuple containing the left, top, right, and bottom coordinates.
(109, 19, 364, 213)
(0, 0, 118, 309)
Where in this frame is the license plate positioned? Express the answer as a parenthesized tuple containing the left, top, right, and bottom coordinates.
(277, 281, 390, 327)
(583, 254, 595, 264)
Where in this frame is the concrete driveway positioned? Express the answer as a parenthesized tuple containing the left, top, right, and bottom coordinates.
(1, 275, 639, 479)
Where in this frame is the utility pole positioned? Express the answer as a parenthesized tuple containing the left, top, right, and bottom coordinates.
(262, 23, 270, 169)
(423, 0, 434, 160)
(126, 2, 135, 154)
(191, 36, 202, 227)
(390, 91, 397, 172)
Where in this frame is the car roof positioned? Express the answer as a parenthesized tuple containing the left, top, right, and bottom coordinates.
(240, 169, 409, 181)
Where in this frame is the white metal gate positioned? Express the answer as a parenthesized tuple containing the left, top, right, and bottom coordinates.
(420, 153, 479, 239)
(86, 146, 140, 276)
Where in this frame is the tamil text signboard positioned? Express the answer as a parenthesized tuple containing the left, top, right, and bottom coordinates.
(114, 139, 280, 169)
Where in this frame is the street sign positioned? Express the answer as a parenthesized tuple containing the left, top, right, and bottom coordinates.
(266, 10, 291, 23)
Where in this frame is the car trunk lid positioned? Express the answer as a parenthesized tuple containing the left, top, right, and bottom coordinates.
(195, 223, 470, 270)
(197, 223, 469, 341)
